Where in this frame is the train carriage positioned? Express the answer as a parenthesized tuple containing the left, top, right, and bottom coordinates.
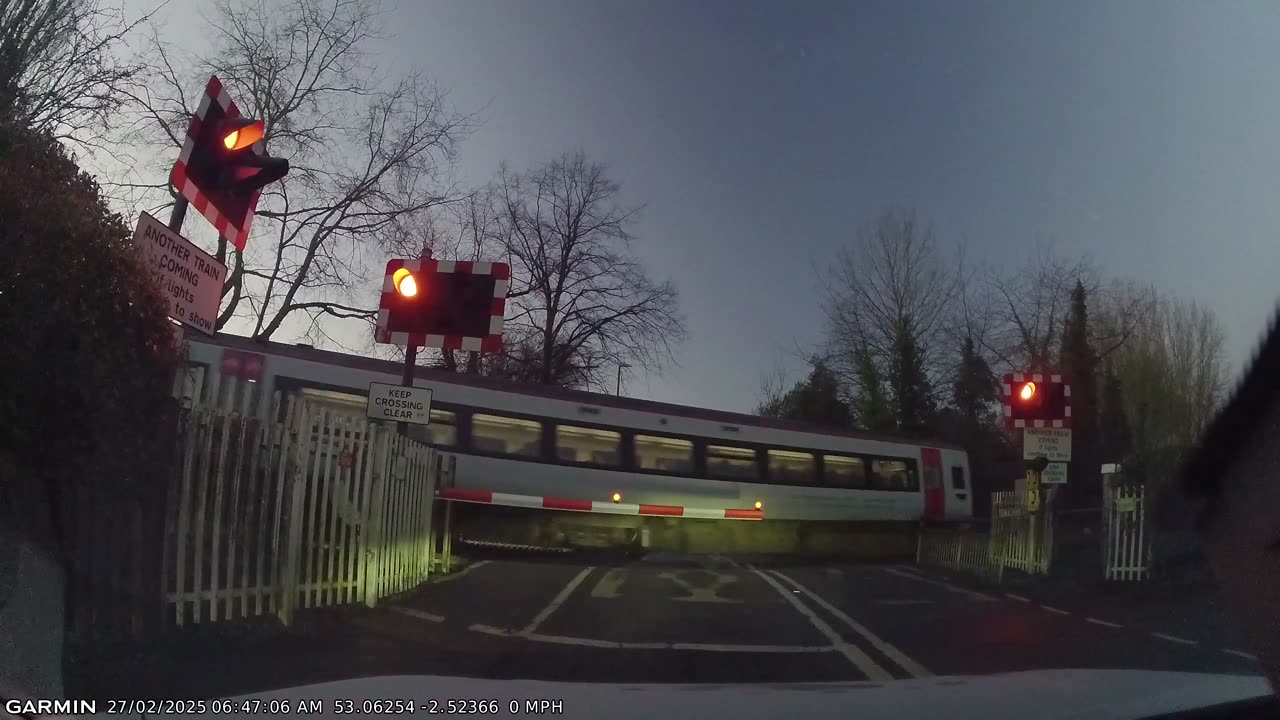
(178, 334, 972, 545)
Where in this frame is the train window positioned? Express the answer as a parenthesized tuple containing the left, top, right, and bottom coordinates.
(951, 466, 966, 490)
(635, 435, 693, 473)
(768, 450, 814, 484)
(873, 459, 915, 491)
(471, 414, 543, 457)
(556, 425, 622, 466)
(421, 409, 457, 447)
(706, 445, 758, 480)
(823, 455, 866, 487)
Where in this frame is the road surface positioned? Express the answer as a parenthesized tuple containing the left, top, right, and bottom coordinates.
(78, 552, 1262, 700)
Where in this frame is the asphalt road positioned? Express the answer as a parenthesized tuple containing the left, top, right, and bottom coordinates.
(79, 551, 1264, 700)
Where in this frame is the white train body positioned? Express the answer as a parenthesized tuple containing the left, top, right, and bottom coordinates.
(179, 334, 973, 524)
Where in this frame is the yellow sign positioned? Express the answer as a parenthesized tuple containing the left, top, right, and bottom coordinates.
(1025, 470, 1041, 511)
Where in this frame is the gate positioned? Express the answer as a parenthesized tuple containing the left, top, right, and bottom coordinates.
(991, 490, 1053, 575)
(1102, 483, 1150, 581)
(164, 394, 444, 627)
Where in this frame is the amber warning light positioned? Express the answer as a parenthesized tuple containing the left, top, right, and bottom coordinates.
(221, 119, 265, 151)
(1019, 381, 1037, 401)
(393, 268, 418, 298)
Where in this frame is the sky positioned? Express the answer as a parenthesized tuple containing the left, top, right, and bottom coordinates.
(118, 0, 1280, 413)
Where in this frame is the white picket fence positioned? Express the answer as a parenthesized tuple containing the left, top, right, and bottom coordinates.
(1102, 483, 1150, 581)
(164, 394, 451, 627)
(918, 491, 1053, 582)
(917, 527, 1005, 583)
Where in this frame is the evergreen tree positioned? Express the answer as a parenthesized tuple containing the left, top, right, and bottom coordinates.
(852, 348, 897, 432)
(890, 316, 935, 436)
(1058, 280, 1100, 508)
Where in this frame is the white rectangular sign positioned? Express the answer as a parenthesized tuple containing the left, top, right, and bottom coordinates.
(1041, 462, 1068, 485)
(367, 383, 433, 425)
(1023, 428, 1072, 462)
(133, 212, 225, 335)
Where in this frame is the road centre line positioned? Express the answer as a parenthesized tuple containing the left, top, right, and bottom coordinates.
(881, 567, 997, 601)
(1085, 617, 1123, 628)
(749, 565, 893, 680)
(1005, 593, 1031, 603)
(521, 566, 594, 634)
(768, 569, 931, 679)
(389, 606, 444, 623)
(430, 559, 490, 583)
(1151, 632, 1197, 646)
(1040, 605, 1071, 616)
(1223, 649, 1258, 660)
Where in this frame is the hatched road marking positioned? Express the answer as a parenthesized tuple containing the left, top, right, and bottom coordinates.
(1085, 617, 1123, 628)
(1223, 649, 1258, 660)
(522, 566, 594, 634)
(468, 623, 833, 653)
(1040, 605, 1070, 616)
(750, 566, 894, 680)
(769, 569, 931, 678)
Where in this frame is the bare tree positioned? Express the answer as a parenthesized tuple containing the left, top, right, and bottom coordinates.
(1098, 281, 1228, 460)
(984, 246, 1143, 374)
(493, 151, 685, 389)
(823, 208, 960, 413)
(116, 0, 470, 345)
(0, 0, 149, 145)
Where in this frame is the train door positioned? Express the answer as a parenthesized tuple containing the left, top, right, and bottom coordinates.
(921, 447, 945, 522)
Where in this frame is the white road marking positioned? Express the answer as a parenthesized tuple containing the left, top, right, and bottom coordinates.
(1085, 617, 1123, 628)
(1005, 593, 1031, 603)
(750, 566, 893, 680)
(881, 567, 997, 601)
(770, 569, 932, 679)
(1151, 632, 1197, 646)
(521, 566, 594, 634)
(389, 606, 444, 623)
(430, 559, 490, 583)
(1040, 605, 1070, 616)
(470, 623, 833, 653)
(661, 569, 740, 603)
(1223, 649, 1258, 660)
(878, 600, 934, 606)
(590, 567, 626, 598)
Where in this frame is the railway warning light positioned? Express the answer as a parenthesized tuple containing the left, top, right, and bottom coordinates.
(185, 115, 289, 198)
(393, 267, 418, 298)
(1019, 381, 1036, 401)
(611, 492, 622, 503)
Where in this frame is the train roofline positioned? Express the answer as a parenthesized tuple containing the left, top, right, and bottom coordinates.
(192, 332, 966, 451)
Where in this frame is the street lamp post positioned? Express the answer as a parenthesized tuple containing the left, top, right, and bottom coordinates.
(616, 362, 631, 396)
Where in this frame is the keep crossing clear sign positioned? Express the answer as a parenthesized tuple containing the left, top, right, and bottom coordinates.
(367, 382, 433, 425)
(133, 212, 225, 335)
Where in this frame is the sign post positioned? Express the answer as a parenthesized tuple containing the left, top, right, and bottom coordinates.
(375, 249, 510, 436)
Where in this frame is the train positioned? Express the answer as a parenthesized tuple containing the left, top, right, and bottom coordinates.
(177, 333, 972, 551)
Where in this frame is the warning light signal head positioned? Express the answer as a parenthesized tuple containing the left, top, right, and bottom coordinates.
(221, 118, 264, 151)
(1019, 381, 1037, 401)
(393, 268, 418, 298)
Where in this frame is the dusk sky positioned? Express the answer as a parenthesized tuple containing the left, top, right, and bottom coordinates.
(121, 0, 1280, 413)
